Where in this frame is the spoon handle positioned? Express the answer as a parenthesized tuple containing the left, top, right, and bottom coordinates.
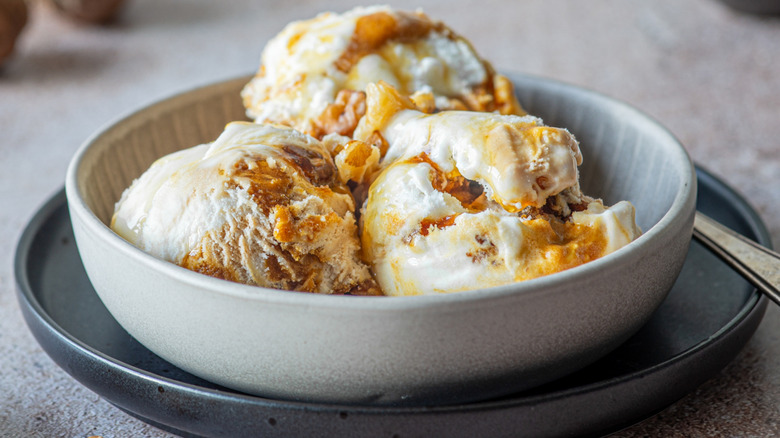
(693, 212, 780, 306)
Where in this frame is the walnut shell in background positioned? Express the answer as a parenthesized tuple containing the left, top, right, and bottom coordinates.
(50, 0, 126, 23)
(0, 0, 28, 65)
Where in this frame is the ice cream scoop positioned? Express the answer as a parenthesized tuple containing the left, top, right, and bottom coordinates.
(355, 82, 642, 296)
(241, 5, 524, 139)
(111, 122, 379, 295)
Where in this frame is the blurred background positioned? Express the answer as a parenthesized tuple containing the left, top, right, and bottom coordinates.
(1, 0, 778, 436)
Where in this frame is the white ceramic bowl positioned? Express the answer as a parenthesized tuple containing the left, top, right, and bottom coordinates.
(65, 74, 696, 406)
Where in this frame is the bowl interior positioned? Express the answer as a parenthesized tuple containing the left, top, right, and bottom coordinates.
(73, 73, 691, 265)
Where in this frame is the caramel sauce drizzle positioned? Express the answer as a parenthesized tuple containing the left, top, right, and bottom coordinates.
(334, 11, 441, 73)
(405, 152, 487, 212)
(420, 215, 458, 236)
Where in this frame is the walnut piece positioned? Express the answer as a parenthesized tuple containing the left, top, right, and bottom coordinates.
(0, 0, 28, 65)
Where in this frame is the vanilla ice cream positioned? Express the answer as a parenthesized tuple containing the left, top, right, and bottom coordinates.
(354, 82, 642, 296)
(111, 122, 379, 295)
(112, 7, 642, 297)
(241, 5, 524, 139)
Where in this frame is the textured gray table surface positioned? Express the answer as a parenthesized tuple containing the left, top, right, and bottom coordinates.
(2, 0, 779, 436)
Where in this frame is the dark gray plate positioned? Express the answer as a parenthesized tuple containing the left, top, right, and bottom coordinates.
(15, 168, 770, 438)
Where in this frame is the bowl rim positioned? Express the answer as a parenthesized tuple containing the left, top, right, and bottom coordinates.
(64, 72, 696, 310)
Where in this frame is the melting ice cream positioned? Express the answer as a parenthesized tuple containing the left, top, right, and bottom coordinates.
(112, 122, 379, 295)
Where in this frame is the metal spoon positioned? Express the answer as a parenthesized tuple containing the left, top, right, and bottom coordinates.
(693, 212, 780, 306)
